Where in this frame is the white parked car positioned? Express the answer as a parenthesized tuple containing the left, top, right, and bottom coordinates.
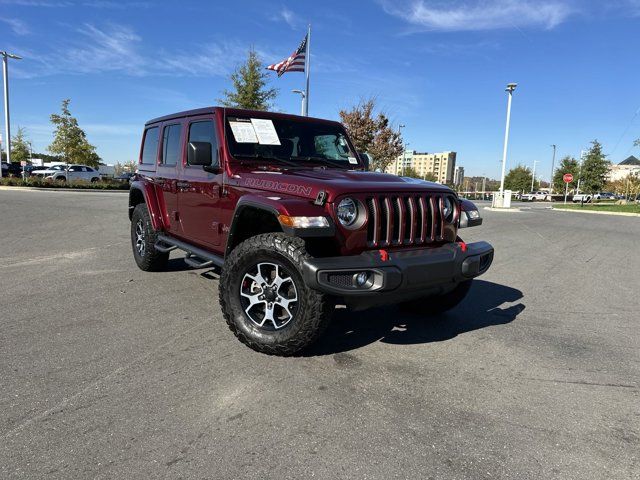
(572, 193, 592, 203)
(521, 191, 549, 201)
(31, 164, 101, 183)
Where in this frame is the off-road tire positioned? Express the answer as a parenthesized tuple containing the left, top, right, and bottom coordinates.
(219, 233, 334, 356)
(399, 279, 473, 315)
(131, 203, 169, 271)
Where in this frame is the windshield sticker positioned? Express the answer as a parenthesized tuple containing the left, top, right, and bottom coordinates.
(229, 121, 258, 143)
(250, 118, 281, 145)
(348, 156, 358, 164)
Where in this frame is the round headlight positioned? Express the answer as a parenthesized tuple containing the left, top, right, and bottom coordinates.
(337, 198, 358, 226)
(443, 197, 454, 221)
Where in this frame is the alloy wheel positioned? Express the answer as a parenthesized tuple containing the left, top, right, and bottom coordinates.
(239, 262, 298, 330)
(135, 220, 146, 257)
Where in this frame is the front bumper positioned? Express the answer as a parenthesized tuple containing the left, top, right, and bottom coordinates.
(302, 241, 494, 309)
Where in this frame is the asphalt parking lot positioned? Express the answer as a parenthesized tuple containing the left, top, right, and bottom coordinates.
(1, 189, 638, 479)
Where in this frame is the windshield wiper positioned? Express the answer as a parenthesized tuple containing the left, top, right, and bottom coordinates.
(235, 154, 301, 168)
(290, 156, 351, 169)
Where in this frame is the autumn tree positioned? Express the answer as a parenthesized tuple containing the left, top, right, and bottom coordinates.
(48, 99, 100, 167)
(504, 165, 536, 192)
(580, 140, 610, 193)
(552, 156, 580, 192)
(220, 49, 278, 110)
(11, 127, 31, 163)
(339, 98, 403, 172)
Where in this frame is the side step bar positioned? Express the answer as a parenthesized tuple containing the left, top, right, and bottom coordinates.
(155, 234, 224, 269)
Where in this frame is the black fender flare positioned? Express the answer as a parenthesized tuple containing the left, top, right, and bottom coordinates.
(225, 197, 335, 257)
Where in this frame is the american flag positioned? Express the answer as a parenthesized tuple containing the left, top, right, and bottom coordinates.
(266, 34, 307, 77)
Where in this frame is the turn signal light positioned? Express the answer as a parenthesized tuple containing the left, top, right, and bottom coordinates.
(278, 215, 329, 228)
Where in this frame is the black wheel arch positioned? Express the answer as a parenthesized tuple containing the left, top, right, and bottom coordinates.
(128, 187, 146, 220)
(225, 199, 338, 258)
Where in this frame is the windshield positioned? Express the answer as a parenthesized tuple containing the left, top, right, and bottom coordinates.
(50, 165, 65, 170)
(224, 115, 359, 168)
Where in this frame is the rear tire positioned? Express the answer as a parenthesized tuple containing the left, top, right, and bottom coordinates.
(399, 280, 473, 315)
(219, 233, 334, 356)
(131, 203, 169, 271)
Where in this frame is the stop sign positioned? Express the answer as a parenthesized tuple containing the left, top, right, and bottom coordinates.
(563, 173, 573, 183)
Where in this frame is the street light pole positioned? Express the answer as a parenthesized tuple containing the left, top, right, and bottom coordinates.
(395, 124, 405, 175)
(1, 51, 22, 179)
(549, 144, 556, 194)
(531, 160, 539, 192)
(499, 83, 517, 194)
(291, 89, 306, 116)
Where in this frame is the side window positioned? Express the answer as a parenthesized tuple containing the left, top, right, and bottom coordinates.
(162, 124, 182, 166)
(141, 127, 159, 165)
(187, 120, 218, 167)
(69, 165, 81, 172)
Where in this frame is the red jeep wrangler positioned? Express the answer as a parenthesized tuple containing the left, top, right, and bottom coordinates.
(129, 107, 492, 355)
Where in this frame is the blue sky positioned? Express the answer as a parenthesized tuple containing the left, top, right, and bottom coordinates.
(1, 0, 640, 180)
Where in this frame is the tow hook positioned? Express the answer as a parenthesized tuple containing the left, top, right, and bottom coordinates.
(378, 249, 389, 262)
(457, 241, 467, 253)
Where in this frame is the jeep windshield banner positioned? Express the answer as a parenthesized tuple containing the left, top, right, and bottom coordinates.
(225, 116, 359, 168)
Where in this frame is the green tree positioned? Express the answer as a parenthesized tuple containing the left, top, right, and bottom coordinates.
(114, 160, 138, 175)
(504, 164, 536, 192)
(553, 156, 580, 192)
(48, 99, 101, 167)
(220, 49, 278, 110)
(402, 166, 420, 179)
(580, 140, 610, 193)
(339, 98, 403, 172)
(11, 127, 31, 163)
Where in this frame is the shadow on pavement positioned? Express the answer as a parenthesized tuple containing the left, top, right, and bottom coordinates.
(306, 280, 524, 356)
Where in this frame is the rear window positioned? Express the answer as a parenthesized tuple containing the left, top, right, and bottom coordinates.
(141, 127, 159, 164)
(162, 124, 182, 166)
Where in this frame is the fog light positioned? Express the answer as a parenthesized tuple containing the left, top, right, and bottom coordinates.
(354, 271, 370, 287)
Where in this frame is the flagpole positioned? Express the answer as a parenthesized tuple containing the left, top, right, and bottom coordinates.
(303, 24, 310, 116)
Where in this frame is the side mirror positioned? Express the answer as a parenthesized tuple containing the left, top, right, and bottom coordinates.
(358, 151, 370, 171)
(459, 199, 483, 228)
(188, 141, 213, 167)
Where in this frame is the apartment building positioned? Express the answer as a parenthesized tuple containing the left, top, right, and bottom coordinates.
(386, 150, 457, 184)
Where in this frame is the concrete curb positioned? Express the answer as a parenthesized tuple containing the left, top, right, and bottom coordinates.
(552, 207, 640, 218)
(0, 186, 128, 194)
(483, 207, 522, 212)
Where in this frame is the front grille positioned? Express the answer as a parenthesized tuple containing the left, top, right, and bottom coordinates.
(365, 193, 455, 247)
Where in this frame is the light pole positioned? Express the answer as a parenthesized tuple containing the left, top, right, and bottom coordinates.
(549, 144, 556, 194)
(1, 51, 22, 179)
(291, 89, 306, 116)
(499, 83, 517, 194)
(395, 124, 405, 174)
(530, 160, 539, 192)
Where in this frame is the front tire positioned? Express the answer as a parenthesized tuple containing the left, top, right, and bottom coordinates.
(399, 280, 472, 315)
(131, 203, 169, 271)
(219, 233, 333, 356)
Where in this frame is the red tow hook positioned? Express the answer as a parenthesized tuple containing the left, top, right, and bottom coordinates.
(378, 249, 389, 262)
(457, 241, 467, 253)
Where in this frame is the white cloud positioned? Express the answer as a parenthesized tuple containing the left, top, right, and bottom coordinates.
(270, 6, 300, 29)
(0, 17, 30, 35)
(380, 0, 573, 31)
(10, 23, 260, 79)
